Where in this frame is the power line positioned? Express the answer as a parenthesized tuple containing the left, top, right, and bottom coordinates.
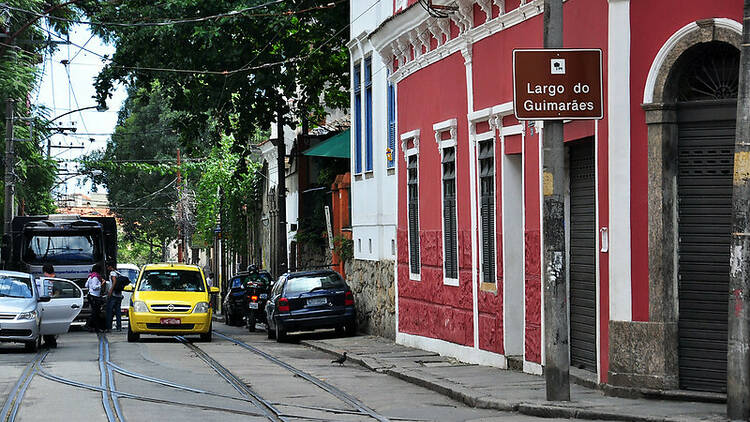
(1, 0, 286, 28)
(39, 25, 304, 75)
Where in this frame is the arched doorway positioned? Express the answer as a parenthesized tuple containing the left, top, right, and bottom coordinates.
(673, 41, 739, 392)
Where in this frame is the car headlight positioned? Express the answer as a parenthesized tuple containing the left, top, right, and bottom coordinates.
(193, 302, 209, 314)
(17, 310, 37, 320)
(133, 301, 149, 313)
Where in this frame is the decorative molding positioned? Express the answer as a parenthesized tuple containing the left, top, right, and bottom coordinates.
(434, 118, 458, 155)
(400, 129, 421, 160)
(374, 0, 544, 83)
(643, 18, 742, 103)
(395, 37, 409, 66)
(436, 18, 451, 45)
(493, 0, 505, 14)
(460, 41, 472, 65)
(416, 23, 432, 56)
(477, 0, 493, 21)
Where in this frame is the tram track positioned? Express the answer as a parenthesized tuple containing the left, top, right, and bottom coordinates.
(214, 331, 391, 422)
(0, 351, 46, 422)
(99, 334, 125, 422)
(175, 336, 287, 422)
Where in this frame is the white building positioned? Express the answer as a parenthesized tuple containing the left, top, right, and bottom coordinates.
(346, 0, 398, 338)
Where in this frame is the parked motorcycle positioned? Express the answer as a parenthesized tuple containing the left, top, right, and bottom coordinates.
(245, 268, 272, 332)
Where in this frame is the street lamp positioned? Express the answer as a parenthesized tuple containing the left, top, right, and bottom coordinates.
(48, 105, 108, 124)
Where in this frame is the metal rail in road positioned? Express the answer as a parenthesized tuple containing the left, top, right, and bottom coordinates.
(0, 351, 46, 422)
(175, 336, 287, 422)
(214, 331, 391, 422)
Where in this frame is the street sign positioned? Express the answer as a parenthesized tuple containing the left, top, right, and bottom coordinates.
(513, 49, 603, 120)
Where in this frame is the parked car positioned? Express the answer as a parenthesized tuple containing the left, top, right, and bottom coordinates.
(116, 263, 140, 319)
(0, 271, 82, 351)
(222, 268, 272, 330)
(265, 269, 356, 342)
(125, 263, 219, 342)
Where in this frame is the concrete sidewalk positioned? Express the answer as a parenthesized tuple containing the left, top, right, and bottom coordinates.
(301, 335, 728, 422)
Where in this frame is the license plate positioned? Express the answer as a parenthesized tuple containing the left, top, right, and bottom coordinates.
(160, 318, 181, 325)
(307, 297, 327, 307)
(248, 302, 259, 309)
(259, 293, 268, 300)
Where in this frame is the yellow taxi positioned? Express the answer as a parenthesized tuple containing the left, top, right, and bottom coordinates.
(124, 263, 219, 342)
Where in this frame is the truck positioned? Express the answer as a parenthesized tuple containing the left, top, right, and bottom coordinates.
(2, 215, 117, 322)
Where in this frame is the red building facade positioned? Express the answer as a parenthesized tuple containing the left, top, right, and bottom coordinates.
(369, 0, 745, 392)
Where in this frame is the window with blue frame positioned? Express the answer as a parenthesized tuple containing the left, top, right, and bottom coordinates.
(364, 57, 373, 172)
(387, 72, 396, 169)
(354, 61, 362, 174)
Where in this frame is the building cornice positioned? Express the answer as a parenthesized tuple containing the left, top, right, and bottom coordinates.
(370, 0, 544, 84)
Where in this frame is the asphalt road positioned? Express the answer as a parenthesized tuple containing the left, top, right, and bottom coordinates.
(0, 323, 588, 422)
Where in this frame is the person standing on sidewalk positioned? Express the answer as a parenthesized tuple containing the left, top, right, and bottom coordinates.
(105, 262, 124, 332)
(85, 264, 105, 332)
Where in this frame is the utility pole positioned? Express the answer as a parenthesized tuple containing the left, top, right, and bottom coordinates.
(727, 0, 750, 419)
(541, 0, 570, 401)
(276, 109, 288, 278)
(177, 148, 184, 263)
(4, 99, 15, 242)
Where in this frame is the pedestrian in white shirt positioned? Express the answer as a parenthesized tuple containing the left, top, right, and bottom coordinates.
(85, 263, 105, 332)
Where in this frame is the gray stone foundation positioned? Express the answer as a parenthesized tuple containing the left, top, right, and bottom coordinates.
(608, 321, 678, 390)
(344, 258, 396, 339)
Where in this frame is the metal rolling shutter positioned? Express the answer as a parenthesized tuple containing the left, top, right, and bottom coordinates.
(569, 139, 596, 372)
(677, 100, 736, 393)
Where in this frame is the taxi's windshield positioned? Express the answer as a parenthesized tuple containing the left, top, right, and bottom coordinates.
(138, 270, 205, 292)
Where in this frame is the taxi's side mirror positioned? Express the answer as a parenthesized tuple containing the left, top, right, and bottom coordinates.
(210, 286, 220, 294)
(123, 284, 134, 292)
(38, 295, 51, 303)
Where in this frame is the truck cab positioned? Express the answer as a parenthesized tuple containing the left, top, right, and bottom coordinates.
(3, 215, 117, 322)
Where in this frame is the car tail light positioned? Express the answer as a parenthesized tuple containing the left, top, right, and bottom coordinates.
(278, 298, 290, 312)
(251, 295, 258, 302)
(345, 291, 354, 306)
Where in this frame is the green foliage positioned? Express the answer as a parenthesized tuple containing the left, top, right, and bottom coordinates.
(117, 237, 154, 267)
(80, 83, 191, 250)
(0, 1, 82, 226)
(333, 235, 353, 263)
(194, 134, 261, 254)
(80, 0, 350, 144)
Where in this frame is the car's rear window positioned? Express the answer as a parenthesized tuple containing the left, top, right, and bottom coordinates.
(138, 270, 205, 292)
(284, 274, 345, 296)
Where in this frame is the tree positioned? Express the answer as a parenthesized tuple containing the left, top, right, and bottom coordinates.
(0, 1, 79, 225)
(83, 82, 190, 257)
(81, 0, 349, 144)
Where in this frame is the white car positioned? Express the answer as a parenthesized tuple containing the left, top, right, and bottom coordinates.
(117, 264, 140, 319)
(0, 271, 82, 351)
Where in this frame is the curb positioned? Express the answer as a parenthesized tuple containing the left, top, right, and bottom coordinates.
(300, 339, 712, 422)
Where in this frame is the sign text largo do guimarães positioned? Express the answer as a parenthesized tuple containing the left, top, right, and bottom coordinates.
(513, 49, 603, 120)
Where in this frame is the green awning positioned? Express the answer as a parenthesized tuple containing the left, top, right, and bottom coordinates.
(302, 129, 350, 159)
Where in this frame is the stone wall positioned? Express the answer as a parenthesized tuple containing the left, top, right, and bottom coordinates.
(344, 258, 396, 339)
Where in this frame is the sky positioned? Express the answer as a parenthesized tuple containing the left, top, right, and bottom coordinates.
(34, 24, 127, 198)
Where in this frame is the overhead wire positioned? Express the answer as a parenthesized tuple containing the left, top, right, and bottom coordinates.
(0, 0, 286, 28)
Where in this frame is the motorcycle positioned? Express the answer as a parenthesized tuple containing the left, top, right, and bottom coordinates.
(245, 270, 272, 332)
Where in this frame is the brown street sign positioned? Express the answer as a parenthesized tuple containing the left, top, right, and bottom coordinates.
(513, 49, 603, 120)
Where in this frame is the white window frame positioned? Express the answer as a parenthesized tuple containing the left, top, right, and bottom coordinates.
(401, 129, 421, 281)
(433, 119, 459, 286)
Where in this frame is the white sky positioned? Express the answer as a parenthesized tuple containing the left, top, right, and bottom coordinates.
(34, 24, 127, 197)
